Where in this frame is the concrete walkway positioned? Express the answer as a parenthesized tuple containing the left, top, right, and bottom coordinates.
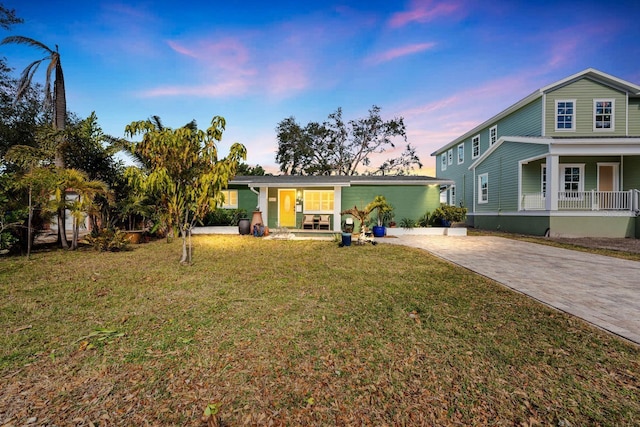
(385, 235, 640, 346)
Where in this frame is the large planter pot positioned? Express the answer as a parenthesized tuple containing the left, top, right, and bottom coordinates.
(125, 230, 144, 244)
(440, 219, 451, 228)
(238, 218, 251, 235)
(372, 225, 386, 237)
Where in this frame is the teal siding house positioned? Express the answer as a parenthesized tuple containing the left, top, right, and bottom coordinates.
(432, 68, 640, 238)
(225, 175, 451, 231)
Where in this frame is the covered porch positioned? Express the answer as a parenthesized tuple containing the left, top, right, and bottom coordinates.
(519, 145, 640, 214)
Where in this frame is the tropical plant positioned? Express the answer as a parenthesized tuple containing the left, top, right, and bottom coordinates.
(125, 116, 246, 264)
(431, 204, 467, 224)
(85, 228, 129, 252)
(416, 211, 430, 228)
(399, 217, 415, 229)
(367, 195, 393, 227)
(2, 35, 70, 247)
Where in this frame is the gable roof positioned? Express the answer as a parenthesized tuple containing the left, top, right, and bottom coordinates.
(432, 68, 640, 156)
(231, 175, 453, 187)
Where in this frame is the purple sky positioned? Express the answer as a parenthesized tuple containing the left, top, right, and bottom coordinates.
(2, 0, 640, 175)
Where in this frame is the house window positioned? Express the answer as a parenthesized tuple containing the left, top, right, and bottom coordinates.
(447, 149, 453, 165)
(556, 100, 575, 131)
(457, 143, 464, 164)
(489, 125, 497, 146)
(220, 190, 238, 208)
(478, 173, 488, 204)
(450, 185, 456, 206)
(441, 153, 447, 171)
(472, 135, 480, 159)
(541, 165, 547, 197)
(303, 190, 334, 213)
(594, 99, 614, 130)
(561, 164, 584, 198)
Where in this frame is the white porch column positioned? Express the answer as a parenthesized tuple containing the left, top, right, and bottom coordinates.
(545, 154, 559, 211)
(259, 187, 268, 220)
(333, 186, 342, 231)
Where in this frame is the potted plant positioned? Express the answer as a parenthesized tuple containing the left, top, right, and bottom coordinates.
(431, 204, 467, 227)
(366, 195, 393, 238)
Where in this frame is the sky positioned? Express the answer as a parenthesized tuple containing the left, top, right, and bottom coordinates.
(2, 0, 640, 176)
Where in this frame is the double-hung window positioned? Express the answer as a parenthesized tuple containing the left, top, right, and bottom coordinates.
(560, 164, 584, 199)
(457, 143, 464, 164)
(472, 135, 480, 159)
(441, 153, 447, 171)
(220, 190, 238, 209)
(447, 149, 453, 165)
(489, 125, 497, 146)
(450, 185, 456, 206)
(594, 99, 614, 130)
(478, 173, 488, 204)
(556, 100, 575, 131)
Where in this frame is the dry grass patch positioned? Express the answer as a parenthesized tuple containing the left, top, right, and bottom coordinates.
(1, 236, 639, 426)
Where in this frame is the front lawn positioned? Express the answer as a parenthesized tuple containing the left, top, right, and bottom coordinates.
(1, 236, 638, 425)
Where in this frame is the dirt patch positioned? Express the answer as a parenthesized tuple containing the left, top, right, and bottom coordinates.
(548, 237, 640, 254)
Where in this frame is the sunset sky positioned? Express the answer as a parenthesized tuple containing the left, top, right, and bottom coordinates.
(2, 0, 640, 175)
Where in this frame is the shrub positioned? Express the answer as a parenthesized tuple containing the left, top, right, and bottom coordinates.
(399, 217, 415, 229)
(432, 204, 467, 223)
(416, 212, 430, 227)
(85, 228, 130, 252)
(202, 208, 248, 226)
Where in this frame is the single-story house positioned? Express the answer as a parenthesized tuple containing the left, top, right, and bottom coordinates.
(223, 175, 453, 232)
(432, 68, 640, 238)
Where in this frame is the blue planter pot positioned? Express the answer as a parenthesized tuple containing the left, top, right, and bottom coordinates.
(372, 225, 386, 237)
(440, 219, 451, 228)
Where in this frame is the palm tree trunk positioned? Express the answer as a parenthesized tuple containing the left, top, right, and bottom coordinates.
(27, 185, 32, 259)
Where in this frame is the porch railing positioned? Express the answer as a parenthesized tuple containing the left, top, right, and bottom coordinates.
(521, 190, 636, 211)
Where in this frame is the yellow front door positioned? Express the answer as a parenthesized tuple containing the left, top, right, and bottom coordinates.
(278, 189, 297, 227)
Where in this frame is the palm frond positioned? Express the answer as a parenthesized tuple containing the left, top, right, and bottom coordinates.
(15, 60, 44, 101)
(1, 35, 53, 54)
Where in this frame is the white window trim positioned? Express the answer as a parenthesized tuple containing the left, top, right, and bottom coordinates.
(447, 149, 453, 165)
(303, 189, 334, 214)
(478, 173, 488, 204)
(555, 99, 576, 131)
(593, 98, 615, 132)
(457, 143, 464, 165)
(220, 189, 238, 209)
(441, 153, 447, 171)
(541, 164, 547, 197)
(450, 184, 456, 206)
(559, 163, 584, 199)
(471, 135, 480, 159)
(489, 125, 497, 146)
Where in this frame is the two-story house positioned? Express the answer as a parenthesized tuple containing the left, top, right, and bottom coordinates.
(432, 68, 640, 238)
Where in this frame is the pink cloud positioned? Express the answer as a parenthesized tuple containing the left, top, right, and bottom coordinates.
(367, 42, 436, 64)
(139, 79, 250, 98)
(266, 61, 310, 96)
(389, 0, 464, 28)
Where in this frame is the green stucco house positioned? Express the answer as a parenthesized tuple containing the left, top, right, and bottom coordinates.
(432, 68, 640, 238)
(222, 175, 451, 231)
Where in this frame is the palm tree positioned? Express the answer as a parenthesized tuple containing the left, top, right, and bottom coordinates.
(1, 36, 70, 247)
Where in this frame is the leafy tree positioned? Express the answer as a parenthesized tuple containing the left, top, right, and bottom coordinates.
(125, 116, 246, 264)
(237, 162, 266, 176)
(275, 105, 421, 176)
(0, 5, 22, 30)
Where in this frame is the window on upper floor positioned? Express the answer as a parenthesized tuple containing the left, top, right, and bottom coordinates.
(220, 190, 238, 209)
(472, 135, 480, 159)
(447, 149, 453, 165)
(457, 143, 464, 164)
(594, 99, 614, 131)
(556, 100, 575, 131)
(478, 173, 488, 204)
(450, 184, 456, 206)
(441, 153, 447, 171)
(489, 125, 497, 146)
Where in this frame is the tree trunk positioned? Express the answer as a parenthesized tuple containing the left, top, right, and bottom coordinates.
(179, 226, 188, 264)
(57, 209, 69, 249)
(27, 185, 32, 259)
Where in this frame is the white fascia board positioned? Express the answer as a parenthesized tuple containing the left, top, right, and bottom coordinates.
(468, 136, 552, 170)
(549, 139, 640, 156)
(353, 179, 453, 186)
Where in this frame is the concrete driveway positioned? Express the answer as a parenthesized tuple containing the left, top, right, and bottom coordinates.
(386, 235, 640, 346)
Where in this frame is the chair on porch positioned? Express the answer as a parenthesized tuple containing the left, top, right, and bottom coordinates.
(302, 215, 316, 229)
(317, 215, 330, 230)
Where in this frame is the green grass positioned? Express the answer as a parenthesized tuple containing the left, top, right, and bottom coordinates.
(1, 236, 639, 425)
